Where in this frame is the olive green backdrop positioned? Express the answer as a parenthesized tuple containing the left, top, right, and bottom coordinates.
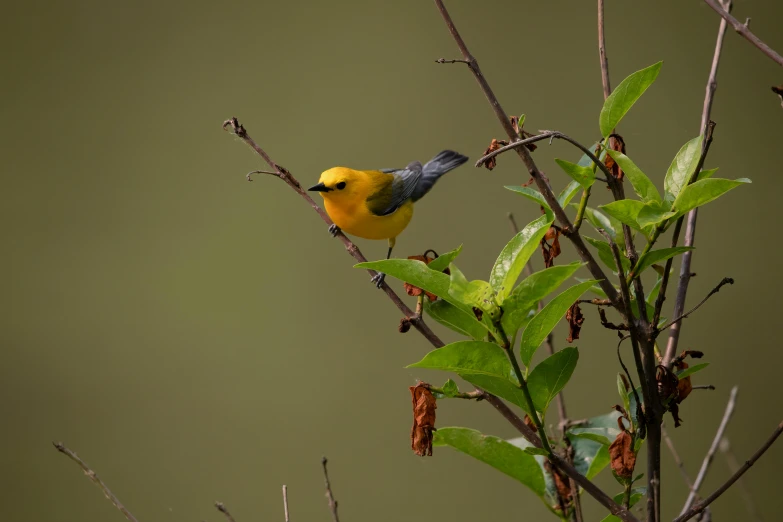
(3, 1, 782, 520)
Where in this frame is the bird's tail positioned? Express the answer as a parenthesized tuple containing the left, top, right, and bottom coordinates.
(412, 150, 469, 201)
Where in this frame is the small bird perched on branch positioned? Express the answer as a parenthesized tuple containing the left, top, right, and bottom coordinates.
(309, 150, 469, 287)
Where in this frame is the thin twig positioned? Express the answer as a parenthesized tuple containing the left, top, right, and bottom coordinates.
(674, 420, 783, 522)
(719, 437, 765, 522)
(662, 426, 696, 490)
(598, 0, 611, 99)
(282, 485, 290, 522)
(663, 427, 715, 522)
(475, 130, 613, 182)
(215, 502, 237, 522)
(662, 0, 731, 369)
(679, 386, 739, 515)
(435, 57, 470, 64)
(657, 277, 734, 333)
(222, 118, 444, 349)
(52, 442, 139, 522)
(702, 0, 783, 67)
(321, 457, 340, 522)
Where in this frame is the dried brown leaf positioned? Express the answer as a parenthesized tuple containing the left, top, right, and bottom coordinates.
(545, 460, 572, 508)
(541, 227, 562, 268)
(410, 382, 437, 456)
(609, 430, 636, 479)
(523, 414, 538, 433)
(479, 138, 509, 171)
(398, 317, 412, 333)
(566, 303, 584, 343)
(605, 133, 626, 180)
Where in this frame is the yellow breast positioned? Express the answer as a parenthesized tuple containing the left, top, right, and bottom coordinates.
(324, 198, 414, 240)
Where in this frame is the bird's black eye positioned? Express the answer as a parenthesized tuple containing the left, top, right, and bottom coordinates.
(336, 181, 346, 190)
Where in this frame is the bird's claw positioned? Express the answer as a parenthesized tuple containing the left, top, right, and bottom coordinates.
(371, 272, 386, 288)
(328, 224, 341, 237)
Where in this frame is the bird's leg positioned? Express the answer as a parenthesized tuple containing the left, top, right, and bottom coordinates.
(370, 239, 395, 289)
(327, 224, 341, 237)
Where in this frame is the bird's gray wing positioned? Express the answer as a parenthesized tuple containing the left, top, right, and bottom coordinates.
(367, 161, 422, 216)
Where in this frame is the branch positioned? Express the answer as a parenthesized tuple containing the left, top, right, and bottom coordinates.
(282, 485, 290, 522)
(702, 0, 783, 67)
(719, 438, 765, 522)
(598, 0, 611, 99)
(321, 457, 340, 522)
(222, 118, 443, 348)
(215, 502, 237, 522)
(432, 0, 620, 308)
(656, 277, 734, 333)
(474, 130, 613, 182)
(52, 442, 139, 522)
(679, 386, 739, 515)
(662, 0, 730, 368)
(674, 420, 783, 522)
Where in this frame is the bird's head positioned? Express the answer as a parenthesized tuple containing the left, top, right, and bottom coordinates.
(308, 167, 363, 203)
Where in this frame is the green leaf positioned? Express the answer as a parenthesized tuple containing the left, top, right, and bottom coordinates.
(697, 167, 719, 181)
(602, 489, 646, 521)
(618, 373, 631, 417)
(460, 373, 530, 413)
(637, 200, 675, 230)
(606, 150, 662, 203)
(528, 347, 579, 414)
(599, 62, 662, 137)
(600, 199, 646, 234)
(576, 277, 611, 299)
(570, 411, 622, 479)
(434, 428, 546, 497)
(584, 236, 630, 273)
(441, 379, 460, 397)
(407, 341, 510, 377)
(583, 207, 623, 245)
(568, 427, 621, 446)
(555, 158, 595, 188)
(524, 447, 550, 456)
(500, 262, 584, 340)
(676, 362, 709, 379)
(449, 266, 500, 320)
(505, 185, 551, 212)
(520, 281, 597, 367)
(558, 180, 582, 207)
(664, 135, 703, 203)
(354, 258, 451, 301)
(490, 214, 553, 302)
(673, 178, 751, 217)
(424, 299, 487, 340)
(635, 247, 694, 276)
(428, 245, 463, 272)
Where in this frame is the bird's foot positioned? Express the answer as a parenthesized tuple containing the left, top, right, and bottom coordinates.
(328, 224, 341, 237)
(371, 272, 386, 288)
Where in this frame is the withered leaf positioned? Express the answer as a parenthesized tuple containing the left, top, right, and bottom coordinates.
(541, 227, 562, 268)
(398, 317, 412, 333)
(545, 460, 572, 509)
(566, 302, 584, 343)
(410, 382, 437, 456)
(605, 133, 626, 180)
(609, 430, 636, 479)
(523, 414, 538, 433)
(672, 351, 703, 406)
(772, 84, 783, 96)
(479, 138, 509, 171)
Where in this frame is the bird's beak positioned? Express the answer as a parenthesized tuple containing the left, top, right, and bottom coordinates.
(308, 182, 332, 192)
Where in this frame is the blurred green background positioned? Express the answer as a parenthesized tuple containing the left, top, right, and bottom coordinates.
(3, 0, 782, 520)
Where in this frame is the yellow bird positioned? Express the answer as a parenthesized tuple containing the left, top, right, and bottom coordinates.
(308, 150, 469, 287)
